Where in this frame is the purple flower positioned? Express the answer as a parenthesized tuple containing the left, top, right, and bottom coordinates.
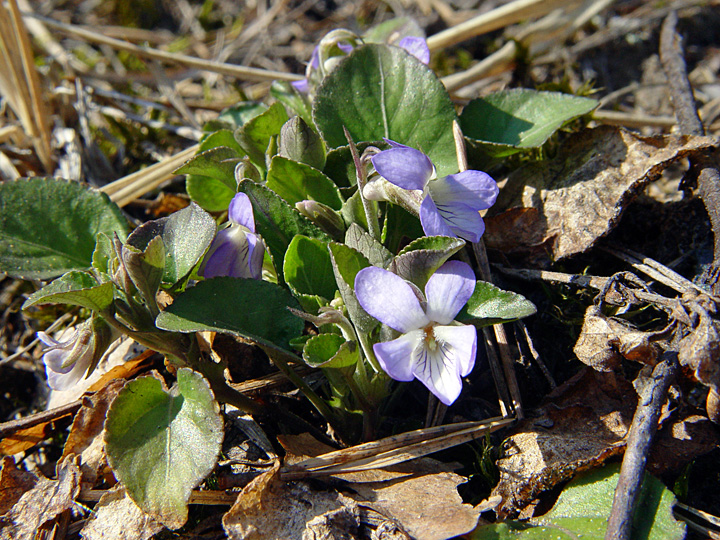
(371, 140, 499, 243)
(200, 193, 265, 279)
(354, 261, 477, 405)
(38, 328, 94, 391)
(397, 36, 430, 65)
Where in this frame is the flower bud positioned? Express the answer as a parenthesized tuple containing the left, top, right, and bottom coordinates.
(295, 200, 346, 239)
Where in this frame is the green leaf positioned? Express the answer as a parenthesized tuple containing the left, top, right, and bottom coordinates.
(104, 369, 223, 530)
(314, 44, 458, 176)
(323, 143, 372, 188)
(340, 190, 374, 235)
(122, 236, 165, 312)
(198, 129, 245, 155)
(469, 464, 685, 540)
(328, 242, 375, 332)
(0, 177, 129, 279)
(303, 333, 359, 369)
(284, 235, 337, 300)
(126, 203, 216, 286)
(238, 180, 331, 275)
(458, 281, 536, 326)
(23, 271, 114, 312)
(344, 223, 393, 269)
(217, 102, 269, 129)
(271, 81, 314, 128)
(92, 232, 115, 276)
(177, 147, 241, 212)
(381, 203, 424, 254)
(266, 156, 343, 210)
(278, 116, 326, 170)
(156, 277, 304, 353)
(460, 89, 598, 159)
(236, 102, 289, 169)
(390, 236, 466, 289)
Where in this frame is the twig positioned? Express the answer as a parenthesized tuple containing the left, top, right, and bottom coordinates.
(426, 0, 571, 52)
(605, 348, 679, 540)
(660, 11, 720, 294)
(0, 400, 82, 439)
(592, 110, 676, 129)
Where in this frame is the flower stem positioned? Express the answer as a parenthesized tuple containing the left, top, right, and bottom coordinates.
(344, 126, 381, 241)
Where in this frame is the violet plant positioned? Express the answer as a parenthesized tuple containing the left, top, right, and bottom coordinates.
(0, 18, 600, 529)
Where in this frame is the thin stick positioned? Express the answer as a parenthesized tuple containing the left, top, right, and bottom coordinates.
(426, 0, 571, 52)
(0, 400, 82, 439)
(442, 41, 517, 92)
(592, 110, 676, 129)
(659, 11, 720, 294)
(23, 12, 302, 83)
(605, 349, 678, 540)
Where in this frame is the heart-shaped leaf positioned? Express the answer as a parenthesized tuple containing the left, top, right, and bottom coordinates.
(126, 203, 216, 286)
(266, 156, 343, 210)
(156, 277, 304, 353)
(458, 281, 536, 326)
(238, 180, 331, 275)
(104, 368, 223, 530)
(236, 102, 288, 169)
(460, 89, 598, 160)
(314, 44, 458, 176)
(0, 177, 129, 279)
(389, 236, 466, 289)
(23, 271, 114, 313)
(469, 463, 685, 539)
(284, 235, 338, 300)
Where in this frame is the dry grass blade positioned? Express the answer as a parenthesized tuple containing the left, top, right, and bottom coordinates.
(24, 12, 301, 84)
(0, 0, 53, 171)
(100, 145, 198, 207)
(280, 417, 513, 479)
(427, 0, 574, 51)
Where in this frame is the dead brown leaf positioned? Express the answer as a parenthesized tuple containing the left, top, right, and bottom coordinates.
(0, 457, 37, 515)
(0, 422, 53, 456)
(62, 378, 126, 486)
(491, 368, 635, 517)
(573, 305, 659, 371)
(492, 126, 718, 260)
(222, 460, 362, 540)
(79, 484, 163, 540)
(0, 454, 81, 540)
(679, 312, 720, 393)
(279, 433, 481, 540)
(648, 411, 720, 476)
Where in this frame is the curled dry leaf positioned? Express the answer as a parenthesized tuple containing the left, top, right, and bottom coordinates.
(490, 126, 718, 260)
(490, 369, 635, 517)
(574, 305, 660, 371)
(278, 433, 482, 540)
(79, 485, 163, 540)
(61, 378, 127, 486)
(679, 312, 720, 394)
(222, 460, 362, 540)
(0, 454, 81, 540)
(0, 457, 37, 515)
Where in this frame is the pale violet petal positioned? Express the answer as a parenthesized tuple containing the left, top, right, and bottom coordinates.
(355, 267, 430, 333)
(337, 41, 354, 54)
(410, 326, 467, 405)
(433, 199, 486, 243)
(373, 329, 424, 381)
(432, 324, 477, 377)
(429, 171, 499, 211)
(46, 352, 92, 391)
(371, 146, 434, 191)
(201, 226, 255, 279)
(246, 232, 265, 280)
(398, 36, 430, 65)
(425, 261, 476, 324)
(291, 78, 310, 93)
(228, 192, 256, 232)
(419, 196, 454, 237)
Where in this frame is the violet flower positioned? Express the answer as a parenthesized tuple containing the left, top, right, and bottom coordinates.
(200, 192, 264, 280)
(354, 260, 477, 405)
(38, 328, 94, 391)
(370, 140, 499, 243)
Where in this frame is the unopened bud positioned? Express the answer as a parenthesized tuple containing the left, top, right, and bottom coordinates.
(279, 117, 326, 170)
(295, 200, 345, 238)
